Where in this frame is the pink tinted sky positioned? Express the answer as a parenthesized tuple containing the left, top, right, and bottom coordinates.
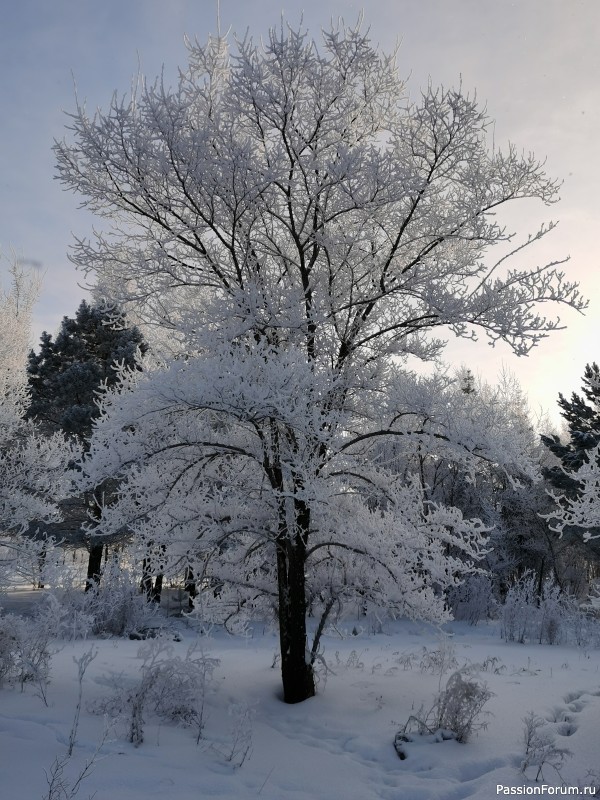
(1, 0, 598, 425)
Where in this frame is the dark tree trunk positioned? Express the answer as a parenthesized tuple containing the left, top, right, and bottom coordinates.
(35, 545, 47, 589)
(268, 422, 315, 704)
(140, 557, 154, 600)
(85, 542, 104, 592)
(151, 573, 163, 603)
(276, 501, 315, 704)
(85, 488, 104, 592)
(536, 558, 545, 600)
(184, 566, 197, 610)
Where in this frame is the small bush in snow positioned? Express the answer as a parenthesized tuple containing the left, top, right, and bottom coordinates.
(0, 609, 54, 701)
(53, 558, 160, 638)
(538, 583, 564, 645)
(398, 669, 493, 750)
(501, 572, 539, 643)
(33, 593, 95, 642)
(433, 670, 493, 743)
(90, 635, 219, 746)
(499, 572, 598, 647)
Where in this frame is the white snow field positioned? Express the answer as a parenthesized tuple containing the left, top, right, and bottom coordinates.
(1, 604, 599, 800)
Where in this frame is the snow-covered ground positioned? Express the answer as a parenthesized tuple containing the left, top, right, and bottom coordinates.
(1, 600, 599, 800)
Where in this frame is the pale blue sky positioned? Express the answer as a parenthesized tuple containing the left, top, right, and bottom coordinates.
(1, 0, 599, 423)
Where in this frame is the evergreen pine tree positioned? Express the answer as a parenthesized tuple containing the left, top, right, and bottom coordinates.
(27, 301, 148, 588)
(28, 300, 147, 436)
(542, 363, 600, 488)
(541, 362, 600, 566)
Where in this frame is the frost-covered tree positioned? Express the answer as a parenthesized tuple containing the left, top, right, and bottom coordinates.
(0, 261, 74, 553)
(464, 375, 560, 595)
(375, 369, 567, 601)
(55, 22, 584, 702)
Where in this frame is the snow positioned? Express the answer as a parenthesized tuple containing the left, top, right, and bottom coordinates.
(1, 604, 599, 799)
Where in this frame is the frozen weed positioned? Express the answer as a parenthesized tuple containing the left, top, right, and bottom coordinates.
(42, 654, 110, 800)
(521, 711, 572, 782)
(398, 669, 493, 749)
(470, 655, 505, 674)
(222, 702, 254, 767)
(68, 647, 97, 756)
(394, 650, 419, 670)
(333, 649, 365, 670)
(90, 635, 218, 746)
(576, 769, 600, 795)
(419, 638, 458, 690)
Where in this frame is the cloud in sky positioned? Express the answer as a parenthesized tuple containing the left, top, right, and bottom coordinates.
(1, 0, 598, 420)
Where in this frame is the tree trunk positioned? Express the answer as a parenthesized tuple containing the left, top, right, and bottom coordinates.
(276, 523, 315, 704)
(85, 542, 103, 592)
(536, 558, 545, 600)
(184, 566, 197, 610)
(140, 557, 154, 600)
(151, 573, 163, 604)
(85, 488, 104, 592)
(36, 545, 47, 589)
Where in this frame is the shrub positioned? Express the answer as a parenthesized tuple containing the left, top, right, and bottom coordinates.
(433, 670, 494, 743)
(52, 557, 160, 638)
(397, 668, 493, 752)
(501, 572, 539, 643)
(0, 609, 54, 702)
(499, 572, 599, 647)
(538, 583, 564, 645)
(90, 635, 219, 746)
(447, 574, 496, 625)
